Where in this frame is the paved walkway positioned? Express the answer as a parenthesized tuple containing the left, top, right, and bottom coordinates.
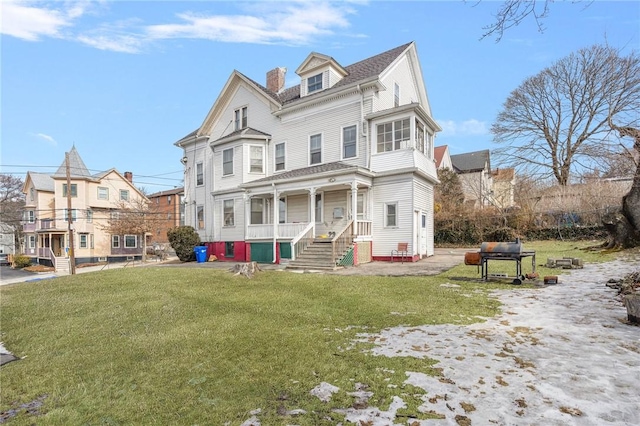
(0, 248, 471, 286)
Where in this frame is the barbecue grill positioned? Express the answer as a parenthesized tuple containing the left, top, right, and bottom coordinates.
(465, 238, 536, 285)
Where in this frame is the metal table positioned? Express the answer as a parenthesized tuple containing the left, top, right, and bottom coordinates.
(480, 251, 536, 285)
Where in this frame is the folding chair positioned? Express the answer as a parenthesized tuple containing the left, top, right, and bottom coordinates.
(391, 242, 409, 263)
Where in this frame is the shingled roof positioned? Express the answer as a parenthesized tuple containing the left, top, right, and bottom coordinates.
(450, 149, 491, 173)
(53, 146, 92, 179)
(258, 42, 413, 106)
(243, 161, 357, 185)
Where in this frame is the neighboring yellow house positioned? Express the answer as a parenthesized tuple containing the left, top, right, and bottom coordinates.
(21, 147, 148, 272)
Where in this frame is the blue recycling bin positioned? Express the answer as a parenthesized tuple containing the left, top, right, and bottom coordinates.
(194, 246, 207, 263)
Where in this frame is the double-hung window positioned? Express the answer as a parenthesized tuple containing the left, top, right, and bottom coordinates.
(196, 162, 204, 186)
(223, 148, 233, 176)
(223, 199, 234, 226)
(80, 234, 88, 249)
(250, 199, 264, 224)
(249, 146, 264, 173)
(98, 187, 109, 200)
(120, 189, 129, 201)
(416, 120, 425, 154)
(307, 73, 323, 93)
(394, 83, 400, 107)
(342, 125, 357, 159)
(234, 107, 247, 130)
(376, 118, 410, 152)
(86, 209, 93, 223)
(27, 210, 35, 223)
(112, 235, 120, 248)
(278, 197, 286, 224)
(385, 203, 398, 227)
(309, 134, 322, 165)
(63, 184, 77, 197)
(63, 209, 77, 222)
(196, 205, 204, 230)
(275, 142, 285, 171)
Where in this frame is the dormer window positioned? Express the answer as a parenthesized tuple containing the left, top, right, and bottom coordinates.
(307, 73, 323, 93)
(234, 107, 247, 130)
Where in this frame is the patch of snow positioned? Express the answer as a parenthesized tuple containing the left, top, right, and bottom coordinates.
(310, 382, 340, 402)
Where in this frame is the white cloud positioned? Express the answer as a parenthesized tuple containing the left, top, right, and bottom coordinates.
(36, 133, 57, 146)
(438, 119, 489, 137)
(1, 1, 360, 53)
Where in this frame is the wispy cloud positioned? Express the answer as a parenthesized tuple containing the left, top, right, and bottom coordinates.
(438, 119, 489, 137)
(35, 133, 57, 146)
(2, 1, 362, 53)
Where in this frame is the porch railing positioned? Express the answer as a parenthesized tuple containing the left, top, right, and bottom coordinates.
(331, 220, 354, 265)
(291, 222, 314, 261)
(246, 222, 309, 240)
(355, 220, 372, 237)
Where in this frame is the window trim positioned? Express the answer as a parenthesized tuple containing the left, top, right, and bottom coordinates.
(250, 198, 264, 225)
(274, 142, 286, 172)
(112, 235, 120, 248)
(63, 183, 78, 198)
(341, 124, 358, 159)
(394, 82, 400, 107)
(124, 235, 137, 248)
(86, 209, 93, 223)
(27, 210, 35, 223)
(222, 148, 234, 176)
(223, 199, 235, 227)
(278, 197, 287, 224)
(385, 202, 398, 228)
(196, 205, 205, 230)
(234, 106, 248, 130)
(79, 234, 88, 249)
(307, 73, 323, 93)
(376, 118, 410, 153)
(248, 145, 264, 174)
(97, 186, 109, 200)
(309, 133, 323, 165)
(196, 162, 204, 186)
(63, 209, 78, 222)
(119, 189, 130, 201)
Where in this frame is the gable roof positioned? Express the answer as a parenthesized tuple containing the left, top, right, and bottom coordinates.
(27, 172, 55, 192)
(434, 145, 448, 168)
(450, 149, 491, 173)
(242, 161, 357, 186)
(148, 187, 184, 198)
(53, 146, 92, 179)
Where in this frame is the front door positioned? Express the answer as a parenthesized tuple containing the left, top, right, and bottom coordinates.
(419, 212, 427, 258)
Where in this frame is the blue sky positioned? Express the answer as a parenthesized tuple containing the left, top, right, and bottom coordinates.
(1, 0, 639, 193)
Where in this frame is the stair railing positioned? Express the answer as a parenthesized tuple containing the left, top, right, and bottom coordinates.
(331, 220, 354, 265)
(291, 222, 314, 261)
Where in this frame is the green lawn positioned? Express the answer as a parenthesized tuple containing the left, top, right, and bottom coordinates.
(0, 241, 613, 425)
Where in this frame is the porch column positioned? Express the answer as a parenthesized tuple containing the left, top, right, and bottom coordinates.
(309, 187, 316, 236)
(244, 193, 251, 240)
(272, 185, 278, 263)
(351, 181, 358, 235)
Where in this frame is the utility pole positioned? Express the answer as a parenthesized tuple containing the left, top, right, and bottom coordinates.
(66, 152, 76, 275)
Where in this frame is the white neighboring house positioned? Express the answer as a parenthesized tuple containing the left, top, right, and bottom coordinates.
(0, 223, 16, 264)
(451, 149, 493, 209)
(175, 42, 441, 267)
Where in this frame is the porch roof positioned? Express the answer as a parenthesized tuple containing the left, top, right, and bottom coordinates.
(241, 161, 373, 189)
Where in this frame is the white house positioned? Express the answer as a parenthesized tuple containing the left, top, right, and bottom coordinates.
(175, 42, 441, 267)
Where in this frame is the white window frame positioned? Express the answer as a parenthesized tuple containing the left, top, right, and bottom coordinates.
(98, 187, 109, 200)
(112, 235, 120, 248)
(30, 187, 35, 201)
(250, 198, 264, 225)
(309, 133, 322, 165)
(124, 235, 137, 248)
(278, 197, 287, 224)
(196, 205, 205, 230)
(341, 124, 358, 159)
(223, 199, 234, 227)
(249, 145, 264, 174)
(234, 106, 247, 130)
(79, 234, 88, 249)
(27, 210, 35, 223)
(63, 209, 78, 222)
(274, 142, 286, 172)
(416, 120, 425, 154)
(120, 189, 129, 201)
(385, 202, 398, 228)
(376, 118, 410, 153)
(223, 148, 234, 176)
(394, 82, 400, 107)
(315, 193, 323, 223)
(307, 73, 323, 93)
(86, 209, 93, 223)
(196, 162, 204, 186)
(29, 235, 36, 249)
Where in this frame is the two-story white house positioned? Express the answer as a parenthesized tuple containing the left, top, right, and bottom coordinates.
(175, 42, 441, 267)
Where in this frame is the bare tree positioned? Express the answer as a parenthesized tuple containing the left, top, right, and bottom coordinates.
(96, 198, 164, 262)
(0, 174, 26, 252)
(492, 44, 640, 186)
(478, 0, 591, 42)
(602, 121, 640, 248)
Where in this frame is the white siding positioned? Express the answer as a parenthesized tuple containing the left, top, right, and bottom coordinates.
(215, 194, 246, 242)
(322, 190, 348, 226)
(378, 56, 419, 110)
(371, 174, 414, 257)
(413, 179, 435, 256)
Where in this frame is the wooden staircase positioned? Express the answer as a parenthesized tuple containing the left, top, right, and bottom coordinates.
(55, 256, 70, 274)
(287, 239, 348, 271)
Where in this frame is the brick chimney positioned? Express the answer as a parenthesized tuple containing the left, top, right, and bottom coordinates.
(124, 171, 133, 182)
(266, 67, 286, 93)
